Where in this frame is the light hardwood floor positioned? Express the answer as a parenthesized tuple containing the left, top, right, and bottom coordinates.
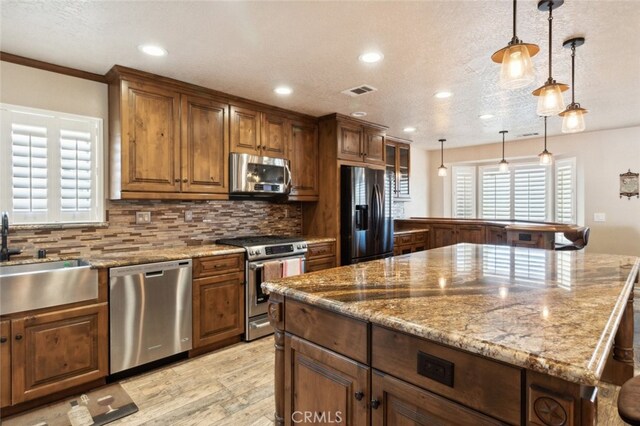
(112, 290, 640, 425)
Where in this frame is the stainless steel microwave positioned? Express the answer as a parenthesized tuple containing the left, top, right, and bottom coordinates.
(229, 152, 291, 196)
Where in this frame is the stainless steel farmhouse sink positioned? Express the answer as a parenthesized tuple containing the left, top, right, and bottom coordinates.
(0, 260, 98, 315)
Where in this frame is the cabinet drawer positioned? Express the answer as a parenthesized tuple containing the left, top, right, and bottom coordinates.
(306, 257, 336, 273)
(398, 235, 412, 245)
(412, 232, 427, 244)
(193, 254, 244, 278)
(371, 326, 521, 425)
(306, 241, 335, 259)
(286, 300, 368, 364)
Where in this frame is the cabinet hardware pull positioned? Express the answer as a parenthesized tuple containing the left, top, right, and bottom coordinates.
(0, 337, 7, 343)
(15, 334, 23, 341)
(354, 391, 364, 401)
(371, 399, 380, 409)
(182, 178, 188, 183)
(174, 178, 180, 182)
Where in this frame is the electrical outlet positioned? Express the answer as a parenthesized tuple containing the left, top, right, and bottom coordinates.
(184, 210, 193, 222)
(136, 211, 151, 224)
(593, 213, 606, 222)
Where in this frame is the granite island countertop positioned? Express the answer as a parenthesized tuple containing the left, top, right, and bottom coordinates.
(263, 243, 639, 386)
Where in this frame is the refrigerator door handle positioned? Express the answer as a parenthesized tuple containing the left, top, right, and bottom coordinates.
(371, 184, 382, 237)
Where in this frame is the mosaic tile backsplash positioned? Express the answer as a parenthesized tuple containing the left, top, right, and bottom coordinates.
(8, 199, 302, 259)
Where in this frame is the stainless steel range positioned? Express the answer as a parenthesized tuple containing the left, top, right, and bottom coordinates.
(217, 235, 307, 341)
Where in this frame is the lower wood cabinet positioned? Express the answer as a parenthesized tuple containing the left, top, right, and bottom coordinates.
(4, 303, 108, 406)
(1, 320, 11, 408)
(485, 226, 507, 245)
(371, 371, 504, 426)
(305, 240, 336, 272)
(192, 254, 245, 349)
(284, 334, 369, 426)
(431, 224, 484, 248)
(393, 231, 428, 256)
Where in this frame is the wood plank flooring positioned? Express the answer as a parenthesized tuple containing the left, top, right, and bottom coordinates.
(111, 288, 640, 425)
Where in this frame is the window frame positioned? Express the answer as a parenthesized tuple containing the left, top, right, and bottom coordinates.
(0, 103, 104, 225)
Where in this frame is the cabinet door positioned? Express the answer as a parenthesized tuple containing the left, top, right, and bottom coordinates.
(193, 272, 244, 348)
(337, 122, 363, 162)
(371, 371, 504, 426)
(285, 335, 369, 426)
(364, 128, 385, 165)
(262, 113, 288, 157)
(289, 121, 319, 199)
(385, 144, 397, 197)
(121, 80, 181, 192)
(431, 224, 457, 248)
(230, 105, 261, 155)
(1, 320, 10, 408)
(181, 95, 229, 193)
(396, 143, 411, 198)
(457, 225, 485, 244)
(11, 304, 108, 405)
(485, 226, 506, 245)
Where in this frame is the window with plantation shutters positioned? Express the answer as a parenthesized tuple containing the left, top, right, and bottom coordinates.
(480, 167, 511, 219)
(1, 104, 103, 224)
(555, 159, 576, 224)
(513, 165, 548, 221)
(452, 166, 476, 218)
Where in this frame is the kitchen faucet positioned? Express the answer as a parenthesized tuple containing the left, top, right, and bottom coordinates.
(1, 212, 21, 261)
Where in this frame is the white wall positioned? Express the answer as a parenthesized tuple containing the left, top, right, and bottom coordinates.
(402, 145, 428, 217)
(426, 126, 640, 256)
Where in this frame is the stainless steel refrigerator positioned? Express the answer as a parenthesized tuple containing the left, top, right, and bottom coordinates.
(340, 165, 393, 265)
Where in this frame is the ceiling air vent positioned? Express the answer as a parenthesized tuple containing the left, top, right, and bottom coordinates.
(519, 132, 540, 137)
(341, 85, 378, 97)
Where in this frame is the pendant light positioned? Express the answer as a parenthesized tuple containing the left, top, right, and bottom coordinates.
(560, 37, 588, 133)
(498, 130, 509, 172)
(491, 0, 539, 89)
(532, 0, 568, 116)
(437, 139, 447, 177)
(538, 116, 553, 165)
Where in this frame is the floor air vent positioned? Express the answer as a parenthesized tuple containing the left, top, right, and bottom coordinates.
(341, 85, 378, 97)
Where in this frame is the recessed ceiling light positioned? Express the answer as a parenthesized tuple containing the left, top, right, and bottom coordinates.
(351, 111, 367, 117)
(479, 114, 495, 120)
(359, 52, 384, 63)
(138, 44, 167, 57)
(403, 127, 417, 133)
(434, 91, 452, 99)
(274, 86, 293, 95)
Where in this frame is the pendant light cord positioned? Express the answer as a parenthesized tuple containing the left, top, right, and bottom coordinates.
(502, 133, 506, 158)
(571, 43, 576, 103)
(512, 0, 517, 40)
(440, 140, 444, 164)
(544, 117, 548, 150)
(548, 3, 553, 81)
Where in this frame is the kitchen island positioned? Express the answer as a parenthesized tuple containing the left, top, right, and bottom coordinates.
(263, 244, 639, 425)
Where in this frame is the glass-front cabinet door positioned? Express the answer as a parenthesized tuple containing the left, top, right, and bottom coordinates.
(397, 144, 410, 198)
(385, 138, 411, 200)
(385, 144, 397, 197)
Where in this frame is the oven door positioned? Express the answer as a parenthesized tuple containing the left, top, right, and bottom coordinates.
(246, 255, 306, 341)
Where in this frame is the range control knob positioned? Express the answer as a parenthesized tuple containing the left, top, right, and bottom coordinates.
(249, 250, 255, 256)
(296, 244, 302, 249)
(256, 249, 262, 255)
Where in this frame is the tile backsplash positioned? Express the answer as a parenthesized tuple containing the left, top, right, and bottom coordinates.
(9, 199, 302, 259)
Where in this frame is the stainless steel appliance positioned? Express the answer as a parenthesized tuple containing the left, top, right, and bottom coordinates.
(340, 166, 393, 264)
(109, 259, 192, 374)
(217, 236, 307, 341)
(229, 152, 291, 196)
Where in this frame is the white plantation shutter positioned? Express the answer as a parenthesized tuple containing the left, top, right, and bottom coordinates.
(513, 166, 548, 221)
(1, 104, 103, 224)
(452, 166, 476, 218)
(555, 159, 576, 223)
(481, 167, 511, 219)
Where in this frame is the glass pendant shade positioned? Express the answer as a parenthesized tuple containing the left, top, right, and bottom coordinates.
(561, 108, 586, 133)
(539, 149, 553, 165)
(499, 44, 536, 89)
(498, 159, 510, 172)
(536, 83, 566, 116)
(438, 165, 448, 177)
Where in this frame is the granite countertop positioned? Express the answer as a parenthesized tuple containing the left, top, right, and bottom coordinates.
(394, 229, 429, 236)
(396, 218, 579, 233)
(263, 243, 640, 385)
(304, 237, 337, 244)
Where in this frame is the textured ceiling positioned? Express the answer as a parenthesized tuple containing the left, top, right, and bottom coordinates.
(1, 1, 639, 150)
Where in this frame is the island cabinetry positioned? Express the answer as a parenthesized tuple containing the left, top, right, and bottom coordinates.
(230, 105, 287, 158)
(430, 223, 485, 248)
(305, 240, 336, 272)
(288, 120, 319, 200)
(8, 303, 108, 406)
(486, 225, 507, 245)
(393, 231, 428, 256)
(192, 254, 245, 351)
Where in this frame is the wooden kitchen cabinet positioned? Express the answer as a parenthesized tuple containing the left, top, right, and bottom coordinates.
(230, 106, 287, 158)
(192, 254, 245, 350)
(431, 224, 457, 248)
(285, 334, 370, 425)
(393, 231, 428, 256)
(288, 120, 319, 200)
(1, 320, 10, 408)
(457, 225, 485, 244)
(10, 303, 108, 405)
(181, 94, 229, 194)
(336, 116, 386, 166)
(386, 137, 411, 199)
(305, 240, 336, 272)
(337, 121, 363, 162)
(485, 225, 507, 245)
(364, 128, 386, 165)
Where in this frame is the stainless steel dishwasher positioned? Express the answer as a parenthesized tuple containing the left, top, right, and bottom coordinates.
(109, 259, 192, 374)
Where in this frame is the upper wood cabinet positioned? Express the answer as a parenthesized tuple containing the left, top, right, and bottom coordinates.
(230, 106, 287, 158)
(386, 137, 411, 199)
(107, 68, 230, 200)
(288, 120, 319, 200)
(335, 116, 386, 166)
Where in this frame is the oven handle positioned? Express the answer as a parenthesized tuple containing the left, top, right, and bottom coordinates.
(249, 257, 306, 271)
(250, 319, 272, 329)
